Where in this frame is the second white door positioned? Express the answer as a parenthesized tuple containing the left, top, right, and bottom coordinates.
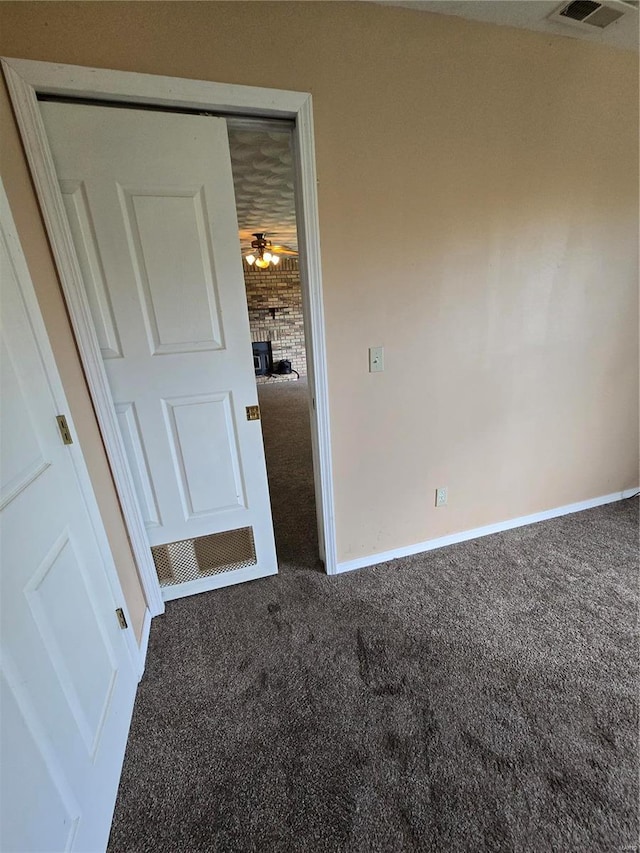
(41, 102, 277, 600)
(0, 181, 139, 853)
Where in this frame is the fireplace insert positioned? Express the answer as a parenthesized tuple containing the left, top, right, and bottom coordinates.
(252, 341, 273, 376)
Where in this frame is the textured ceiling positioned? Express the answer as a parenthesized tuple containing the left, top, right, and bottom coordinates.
(228, 128, 298, 253)
(377, 1, 639, 52)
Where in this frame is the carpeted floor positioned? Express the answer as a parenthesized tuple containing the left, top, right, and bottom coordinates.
(255, 379, 319, 572)
(109, 382, 639, 852)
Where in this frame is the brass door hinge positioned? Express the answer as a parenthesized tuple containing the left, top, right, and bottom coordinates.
(56, 415, 73, 445)
(115, 608, 128, 630)
(246, 405, 260, 421)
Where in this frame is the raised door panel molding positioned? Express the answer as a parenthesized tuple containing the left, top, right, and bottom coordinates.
(0, 230, 51, 510)
(114, 402, 161, 529)
(25, 532, 118, 759)
(0, 337, 50, 510)
(59, 180, 122, 360)
(0, 664, 80, 852)
(118, 186, 224, 355)
(162, 392, 246, 519)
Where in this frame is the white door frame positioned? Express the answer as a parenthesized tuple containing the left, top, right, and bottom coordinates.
(2, 57, 338, 618)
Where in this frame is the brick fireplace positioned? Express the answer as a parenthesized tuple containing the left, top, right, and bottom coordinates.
(243, 258, 306, 382)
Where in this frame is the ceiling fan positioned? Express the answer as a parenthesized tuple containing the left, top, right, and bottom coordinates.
(243, 233, 297, 269)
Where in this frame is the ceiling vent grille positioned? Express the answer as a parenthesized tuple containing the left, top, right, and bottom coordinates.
(561, 0, 602, 19)
(551, 0, 628, 27)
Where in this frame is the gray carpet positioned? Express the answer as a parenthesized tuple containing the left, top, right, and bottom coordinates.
(256, 379, 319, 571)
(109, 382, 639, 852)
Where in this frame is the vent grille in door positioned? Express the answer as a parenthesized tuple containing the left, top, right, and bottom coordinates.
(151, 527, 257, 587)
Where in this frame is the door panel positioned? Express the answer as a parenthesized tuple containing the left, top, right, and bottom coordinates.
(24, 531, 118, 757)
(42, 102, 278, 598)
(121, 187, 224, 354)
(0, 186, 139, 852)
(60, 180, 123, 360)
(163, 392, 246, 516)
(1, 665, 80, 853)
(114, 402, 161, 528)
(0, 337, 50, 507)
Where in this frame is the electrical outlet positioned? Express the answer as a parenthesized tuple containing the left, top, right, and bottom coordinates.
(435, 487, 448, 508)
(369, 346, 384, 373)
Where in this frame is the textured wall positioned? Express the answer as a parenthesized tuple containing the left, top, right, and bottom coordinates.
(245, 259, 307, 379)
(0, 2, 637, 571)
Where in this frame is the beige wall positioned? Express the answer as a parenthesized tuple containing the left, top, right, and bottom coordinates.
(0, 79, 148, 640)
(1, 2, 637, 572)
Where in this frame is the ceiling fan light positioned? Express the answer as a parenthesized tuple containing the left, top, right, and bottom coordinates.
(271, 255, 280, 265)
(263, 251, 272, 263)
(245, 254, 256, 265)
(255, 257, 269, 269)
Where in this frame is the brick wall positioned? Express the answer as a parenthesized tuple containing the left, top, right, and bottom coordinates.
(244, 258, 307, 379)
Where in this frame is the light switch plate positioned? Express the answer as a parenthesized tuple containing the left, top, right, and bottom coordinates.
(369, 346, 384, 373)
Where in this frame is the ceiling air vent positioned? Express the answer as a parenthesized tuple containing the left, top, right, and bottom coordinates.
(550, 0, 628, 28)
(561, 0, 602, 19)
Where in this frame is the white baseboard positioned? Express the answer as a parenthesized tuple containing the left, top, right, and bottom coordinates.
(137, 607, 152, 680)
(335, 488, 639, 575)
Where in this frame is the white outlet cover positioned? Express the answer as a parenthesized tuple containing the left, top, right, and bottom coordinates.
(435, 487, 448, 507)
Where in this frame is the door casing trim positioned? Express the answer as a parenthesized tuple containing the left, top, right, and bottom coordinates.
(2, 57, 338, 619)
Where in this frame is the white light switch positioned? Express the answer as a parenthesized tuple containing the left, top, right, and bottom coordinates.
(369, 346, 384, 373)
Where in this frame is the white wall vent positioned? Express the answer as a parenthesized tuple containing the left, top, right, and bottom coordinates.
(549, 0, 634, 28)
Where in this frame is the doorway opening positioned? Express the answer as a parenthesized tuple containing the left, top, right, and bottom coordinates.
(228, 121, 319, 571)
(3, 57, 339, 615)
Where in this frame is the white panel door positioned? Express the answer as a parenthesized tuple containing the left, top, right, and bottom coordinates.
(0, 184, 139, 852)
(41, 102, 277, 600)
